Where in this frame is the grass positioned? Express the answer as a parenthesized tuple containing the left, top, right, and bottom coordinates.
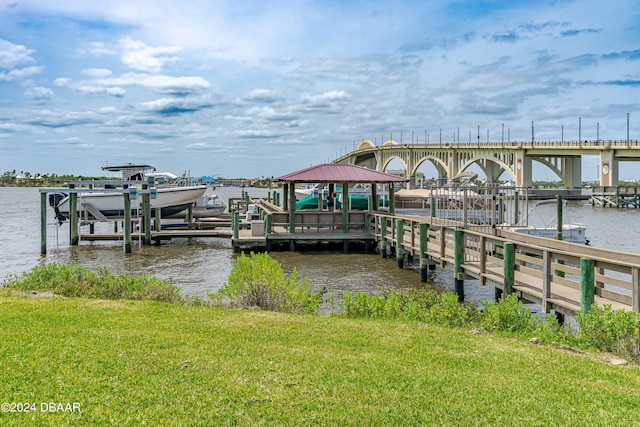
(1, 295, 639, 426)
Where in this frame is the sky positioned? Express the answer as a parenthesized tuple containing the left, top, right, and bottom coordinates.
(1, 0, 639, 181)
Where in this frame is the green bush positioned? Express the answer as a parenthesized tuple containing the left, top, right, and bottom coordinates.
(340, 288, 441, 321)
(576, 303, 640, 357)
(1, 263, 187, 304)
(481, 294, 538, 333)
(426, 292, 478, 327)
(340, 289, 477, 326)
(211, 252, 324, 314)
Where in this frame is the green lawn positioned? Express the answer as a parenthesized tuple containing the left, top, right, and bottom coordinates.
(1, 296, 639, 426)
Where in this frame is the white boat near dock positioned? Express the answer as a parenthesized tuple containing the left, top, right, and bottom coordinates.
(50, 164, 207, 221)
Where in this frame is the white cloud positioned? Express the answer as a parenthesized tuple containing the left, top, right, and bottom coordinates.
(0, 39, 36, 68)
(24, 86, 53, 102)
(82, 68, 113, 78)
(119, 36, 183, 73)
(0, 65, 42, 81)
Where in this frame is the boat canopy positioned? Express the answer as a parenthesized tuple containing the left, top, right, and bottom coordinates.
(102, 164, 157, 181)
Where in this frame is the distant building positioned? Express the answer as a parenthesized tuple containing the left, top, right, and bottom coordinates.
(218, 178, 252, 187)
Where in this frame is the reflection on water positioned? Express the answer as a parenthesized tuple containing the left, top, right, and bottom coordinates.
(1, 187, 639, 308)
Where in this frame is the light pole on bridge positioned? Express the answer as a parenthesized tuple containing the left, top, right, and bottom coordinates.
(627, 113, 630, 146)
(531, 121, 534, 144)
(579, 116, 582, 143)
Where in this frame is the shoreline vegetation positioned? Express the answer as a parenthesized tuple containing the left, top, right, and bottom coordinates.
(1, 259, 639, 425)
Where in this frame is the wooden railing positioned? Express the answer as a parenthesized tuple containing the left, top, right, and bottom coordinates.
(372, 212, 640, 315)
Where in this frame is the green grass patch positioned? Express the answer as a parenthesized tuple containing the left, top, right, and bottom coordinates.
(1, 296, 639, 426)
(1, 263, 204, 305)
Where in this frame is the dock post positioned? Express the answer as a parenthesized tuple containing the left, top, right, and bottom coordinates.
(142, 190, 151, 245)
(123, 192, 132, 254)
(233, 211, 239, 240)
(380, 216, 387, 258)
(388, 184, 395, 215)
(556, 194, 563, 240)
(580, 257, 595, 314)
(289, 184, 296, 233)
(454, 229, 464, 302)
(364, 212, 370, 233)
(395, 218, 404, 268)
(342, 182, 349, 233)
(154, 208, 161, 233)
(514, 191, 520, 225)
(430, 196, 436, 218)
(265, 213, 272, 235)
(40, 191, 47, 254)
(265, 213, 272, 251)
(419, 223, 428, 282)
(69, 190, 79, 246)
(187, 205, 193, 229)
(503, 242, 515, 296)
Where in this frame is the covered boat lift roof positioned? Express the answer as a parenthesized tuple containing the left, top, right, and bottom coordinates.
(274, 163, 409, 184)
(274, 163, 408, 214)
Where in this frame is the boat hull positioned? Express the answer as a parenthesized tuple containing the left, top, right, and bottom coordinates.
(513, 224, 587, 244)
(55, 186, 207, 220)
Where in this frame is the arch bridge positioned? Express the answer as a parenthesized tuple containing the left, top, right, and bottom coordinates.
(335, 139, 640, 188)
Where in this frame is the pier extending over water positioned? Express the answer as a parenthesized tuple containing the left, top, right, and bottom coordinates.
(39, 183, 640, 318)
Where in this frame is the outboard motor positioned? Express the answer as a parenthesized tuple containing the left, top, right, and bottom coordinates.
(48, 192, 66, 207)
(48, 192, 68, 224)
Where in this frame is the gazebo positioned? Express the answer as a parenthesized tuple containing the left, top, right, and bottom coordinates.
(272, 163, 409, 236)
(275, 163, 408, 211)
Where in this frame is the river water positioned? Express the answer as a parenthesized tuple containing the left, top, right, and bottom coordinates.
(1, 186, 639, 308)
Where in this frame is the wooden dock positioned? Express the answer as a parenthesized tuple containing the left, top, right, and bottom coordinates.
(590, 185, 640, 208)
(40, 189, 640, 318)
(373, 212, 639, 317)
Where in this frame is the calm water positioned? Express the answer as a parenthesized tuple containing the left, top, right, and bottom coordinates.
(1, 186, 640, 306)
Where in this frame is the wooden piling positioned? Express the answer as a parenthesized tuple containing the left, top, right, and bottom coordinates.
(556, 194, 563, 241)
(503, 242, 515, 296)
(154, 208, 161, 233)
(233, 211, 239, 240)
(419, 223, 428, 282)
(123, 192, 132, 254)
(396, 218, 404, 268)
(454, 229, 464, 302)
(187, 205, 193, 229)
(342, 183, 349, 233)
(40, 191, 47, 254)
(69, 190, 79, 245)
(142, 191, 151, 245)
(580, 257, 595, 313)
(430, 196, 436, 218)
(380, 217, 387, 258)
(289, 184, 296, 233)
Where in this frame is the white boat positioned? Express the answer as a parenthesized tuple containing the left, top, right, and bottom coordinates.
(295, 183, 321, 200)
(165, 194, 226, 219)
(50, 164, 207, 221)
(512, 223, 587, 244)
(510, 199, 588, 244)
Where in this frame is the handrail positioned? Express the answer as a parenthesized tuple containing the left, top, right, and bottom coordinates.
(371, 212, 639, 314)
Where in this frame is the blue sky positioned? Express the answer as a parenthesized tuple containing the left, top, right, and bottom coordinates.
(1, 0, 639, 180)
